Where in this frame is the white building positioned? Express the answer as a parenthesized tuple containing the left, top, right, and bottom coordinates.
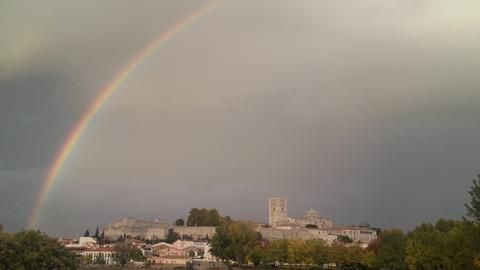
(78, 237, 97, 247)
(81, 247, 116, 265)
(326, 227, 377, 244)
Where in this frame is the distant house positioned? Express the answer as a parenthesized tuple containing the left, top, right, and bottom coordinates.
(326, 227, 377, 244)
(80, 247, 116, 265)
(171, 240, 208, 258)
(78, 237, 98, 248)
(145, 242, 188, 266)
(57, 238, 76, 246)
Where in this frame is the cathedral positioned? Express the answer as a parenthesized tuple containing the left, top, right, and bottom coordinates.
(268, 197, 333, 229)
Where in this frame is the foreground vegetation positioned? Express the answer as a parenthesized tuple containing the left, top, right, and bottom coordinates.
(210, 175, 480, 269)
(0, 227, 78, 269)
(1, 175, 480, 269)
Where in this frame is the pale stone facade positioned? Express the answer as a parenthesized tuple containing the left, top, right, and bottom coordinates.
(326, 227, 377, 244)
(257, 226, 376, 244)
(103, 217, 215, 240)
(175, 226, 216, 240)
(268, 197, 288, 227)
(146, 242, 188, 265)
(290, 209, 334, 228)
(268, 197, 333, 229)
(263, 197, 376, 245)
(78, 237, 98, 247)
(81, 247, 116, 265)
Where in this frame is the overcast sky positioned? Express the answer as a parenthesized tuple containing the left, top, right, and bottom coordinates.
(1, 0, 480, 237)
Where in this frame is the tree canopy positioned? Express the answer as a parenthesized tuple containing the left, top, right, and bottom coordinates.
(175, 218, 185, 226)
(0, 229, 78, 269)
(165, 228, 180, 244)
(210, 220, 261, 264)
(466, 174, 480, 222)
(186, 208, 221, 226)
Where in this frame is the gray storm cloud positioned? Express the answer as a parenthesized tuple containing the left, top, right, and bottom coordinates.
(1, 0, 480, 236)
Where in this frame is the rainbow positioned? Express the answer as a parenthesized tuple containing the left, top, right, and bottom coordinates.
(27, 1, 221, 229)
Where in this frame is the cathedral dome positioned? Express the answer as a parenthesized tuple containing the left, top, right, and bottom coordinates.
(304, 208, 319, 217)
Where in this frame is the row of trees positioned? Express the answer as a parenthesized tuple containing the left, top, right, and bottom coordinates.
(211, 220, 480, 269)
(0, 226, 146, 268)
(209, 219, 373, 268)
(209, 175, 480, 269)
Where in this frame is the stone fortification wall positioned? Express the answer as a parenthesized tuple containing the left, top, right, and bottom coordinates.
(174, 226, 216, 239)
(103, 217, 216, 240)
(257, 227, 315, 241)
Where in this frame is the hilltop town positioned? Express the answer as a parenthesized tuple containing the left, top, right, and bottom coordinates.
(59, 197, 377, 267)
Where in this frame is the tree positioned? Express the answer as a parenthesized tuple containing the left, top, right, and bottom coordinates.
(80, 254, 92, 265)
(247, 246, 265, 266)
(94, 226, 100, 239)
(93, 254, 106, 265)
(84, 229, 90, 237)
(175, 218, 185, 226)
(210, 220, 260, 265)
(266, 239, 289, 266)
(205, 209, 221, 226)
(100, 229, 105, 244)
(0, 228, 17, 269)
(165, 228, 180, 244)
(0, 230, 78, 269)
(186, 208, 222, 226)
(187, 208, 201, 226)
(114, 242, 144, 266)
(465, 174, 480, 222)
(287, 240, 311, 265)
(306, 240, 329, 266)
(375, 229, 406, 270)
(337, 235, 353, 244)
(405, 220, 480, 270)
(305, 224, 318, 229)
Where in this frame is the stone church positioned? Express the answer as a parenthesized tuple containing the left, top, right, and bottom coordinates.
(268, 197, 333, 228)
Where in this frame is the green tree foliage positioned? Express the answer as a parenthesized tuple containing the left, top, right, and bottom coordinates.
(374, 229, 406, 270)
(92, 254, 106, 265)
(175, 218, 185, 226)
(247, 245, 265, 266)
(337, 235, 353, 244)
(306, 240, 329, 266)
(266, 239, 289, 266)
(404, 221, 479, 270)
(83, 229, 90, 237)
(0, 229, 77, 269)
(466, 175, 480, 222)
(114, 242, 144, 266)
(327, 243, 368, 269)
(287, 240, 312, 265)
(99, 229, 106, 245)
(80, 254, 92, 265)
(186, 208, 221, 226)
(210, 220, 260, 264)
(165, 228, 180, 244)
